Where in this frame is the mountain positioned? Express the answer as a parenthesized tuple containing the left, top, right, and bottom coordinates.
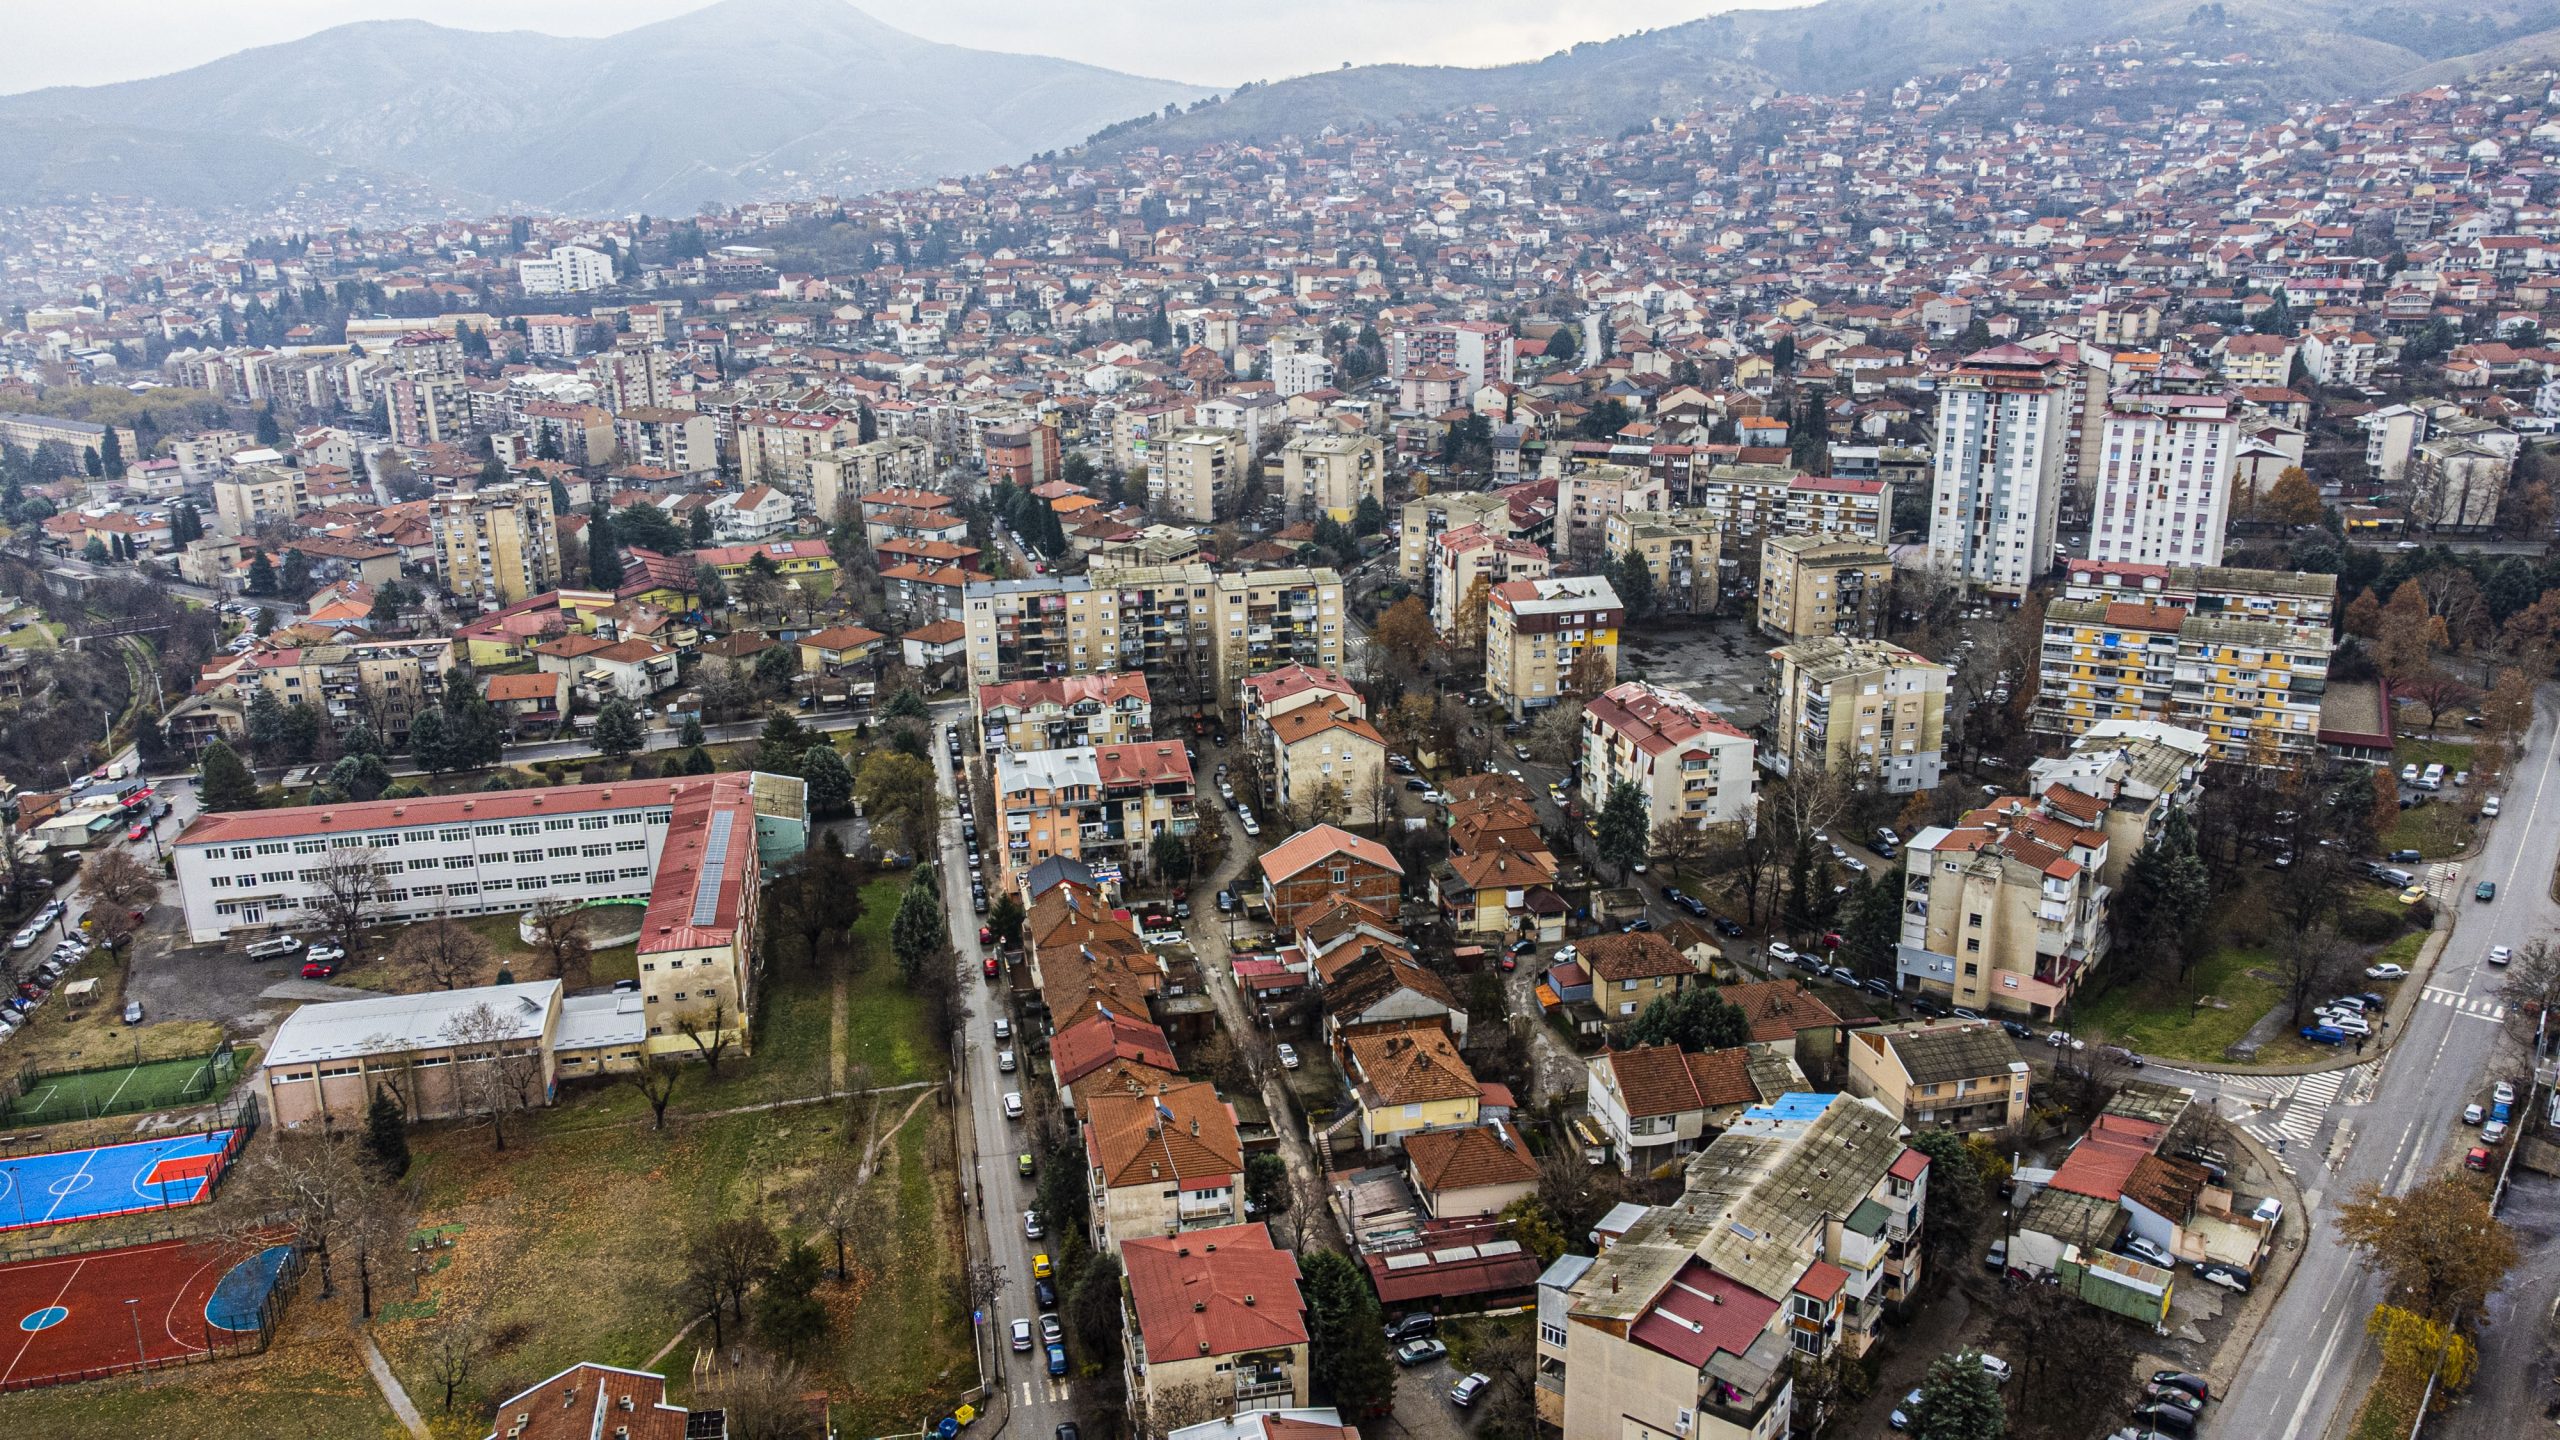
(1085, 0, 2560, 158)
(0, 0, 1213, 214)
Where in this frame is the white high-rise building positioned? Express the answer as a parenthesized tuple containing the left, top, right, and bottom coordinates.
(517, 244, 615, 295)
(2089, 364, 2238, 568)
(1927, 344, 2069, 596)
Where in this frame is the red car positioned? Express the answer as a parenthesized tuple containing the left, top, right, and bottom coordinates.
(300, 959, 340, 979)
(983, 954, 1000, 979)
(978, 925, 994, 946)
(127, 823, 149, 841)
(2466, 1147, 2492, 1172)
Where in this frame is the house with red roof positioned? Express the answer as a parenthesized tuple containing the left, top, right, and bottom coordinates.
(1083, 1080, 1245, 1253)
(1579, 679, 1758, 837)
(1122, 1223, 1309, 1423)
(1256, 824, 1402, 931)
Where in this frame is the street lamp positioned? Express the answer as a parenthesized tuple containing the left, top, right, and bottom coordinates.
(126, 1298, 145, 1365)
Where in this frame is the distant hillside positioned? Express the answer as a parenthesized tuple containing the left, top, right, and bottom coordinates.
(0, 0, 1213, 214)
(1088, 0, 2560, 158)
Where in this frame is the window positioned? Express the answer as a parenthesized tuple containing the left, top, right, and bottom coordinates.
(292, 839, 325, 855)
(1965, 938, 1980, 953)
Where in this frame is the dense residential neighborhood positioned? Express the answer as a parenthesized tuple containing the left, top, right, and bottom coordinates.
(3, 5, 2560, 1440)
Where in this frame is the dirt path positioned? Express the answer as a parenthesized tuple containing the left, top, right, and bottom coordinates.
(829, 972, 849, 1094)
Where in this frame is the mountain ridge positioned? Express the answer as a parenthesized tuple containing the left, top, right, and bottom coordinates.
(0, 0, 1214, 214)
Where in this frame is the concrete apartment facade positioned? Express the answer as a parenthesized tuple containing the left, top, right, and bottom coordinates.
(1897, 791, 2112, 1020)
(1927, 344, 2069, 596)
(1279, 432, 1385, 522)
(1766, 637, 1948, 793)
(1579, 680, 1757, 837)
(1156, 427, 1246, 523)
(2090, 367, 2241, 569)
(1756, 535, 1892, 641)
(1485, 575, 1622, 719)
(1605, 510, 1722, 615)
(431, 483, 560, 608)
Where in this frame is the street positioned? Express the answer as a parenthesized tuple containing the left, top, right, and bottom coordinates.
(926, 706, 1074, 1440)
(2215, 689, 2560, 1439)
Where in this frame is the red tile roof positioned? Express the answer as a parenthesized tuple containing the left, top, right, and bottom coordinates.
(1123, 1223, 1307, 1360)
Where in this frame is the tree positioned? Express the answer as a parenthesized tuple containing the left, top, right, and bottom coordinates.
(225, 1127, 395, 1313)
(442, 1001, 548, 1151)
(1301, 1249, 1396, 1416)
(1907, 1129, 1990, 1272)
(280, 549, 313, 598)
(1622, 986, 1750, 1050)
(169, 501, 204, 545)
(1910, 1349, 2006, 1440)
(1150, 828, 1192, 883)
(586, 514, 624, 590)
(2377, 579, 2447, 679)
(407, 708, 453, 775)
(1836, 871, 1903, 979)
(1607, 551, 1658, 620)
(987, 890, 1023, 961)
(615, 1052, 685, 1130)
(307, 845, 387, 958)
(1069, 1248, 1126, 1367)
(857, 750, 941, 856)
(1985, 1282, 2134, 1440)
(592, 698, 644, 759)
(96, 425, 123, 479)
(2109, 807, 2211, 984)
(891, 879, 945, 983)
(693, 563, 731, 612)
(198, 740, 261, 811)
(362, 1089, 410, 1179)
(2262, 466, 2324, 528)
(390, 914, 492, 990)
(756, 1240, 831, 1359)
(676, 1000, 740, 1078)
(83, 847, 160, 911)
(1245, 1152, 1291, 1218)
(1564, 644, 1616, 702)
(525, 900, 594, 986)
(686, 1216, 781, 1334)
(1597, 779, 1649, 876)
(1371, 596, 1438, 675)
(755, 708, 818, 772)
(680, 714, 707, 749)
(417, 1311, 482, 1414)
(799, 742, 853, 818)
(245, 552, 278, 596)
(82, 537, 108, 565)
(1501, 1193, 1567, 1265)
(2336, 1174, 2520, 1322)
(327, 751, 392, 803)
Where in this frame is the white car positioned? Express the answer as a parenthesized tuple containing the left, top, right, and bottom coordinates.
(1977, 1354, 2012, 1384)
(1011, 1318, 1034, 1352)
(2484, 795, 2503, 817)
(2484, 1120, 2511, 1145)
(1766, 942, 1800, 964)
(1842, 855, 1869, 873)
(2046, 1031, 2086, 1051)
(2364, 963, 2408, 980)
(998, 1049, 1017, 1072)
(1552, 944, 1579, 963)
(1276, 1043, 1300, 1069)
(2489, 946, 2513, 966)
(993, 1017, 1012, 1040)
(1023, 1209, 1043, 1238)
(1003, 1092, 1023, 1119)
(2495, 1081, 2517, 1106)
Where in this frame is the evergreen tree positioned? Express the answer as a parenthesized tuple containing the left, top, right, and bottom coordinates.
(254, 407, 281, 446)
(1301, 1250, 1397, 1417)
(363, 1090, 411, 1178)
(82, 537, 108, 564)
(97, 427, 123, 479)
(1910, 1350, 2006, 1440)
(1623, 986, 1751, 1050)
(755, 709, 817, 772)
(1597, 779, 1650, 875)
(199, 740, 264, 812)
(680, 745, 716, 775)
(437, 667, 506, 770)
(593, 698, 645, 759)
(891, 879, 944, 982)
(754, 641, 799, 692)
(587, 514, 625, 590)
(690, 506, 716, 545)
(407, 707, 454, 775)
(280, 549, 313, 598)
(1608, 553, 1657, 620)
(799, 744, 853, 818)
(755, 1240, 830, 1359)
(679, 715, 707, 749)
(169, 501, 204, 545)
(245, 552, 278, 596)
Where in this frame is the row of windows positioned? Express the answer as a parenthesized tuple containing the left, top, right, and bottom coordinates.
(201, 809, 667, 864)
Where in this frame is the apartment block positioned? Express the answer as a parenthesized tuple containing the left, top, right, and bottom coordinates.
(2025, 721, 2209, 888)
(975, 671, 1153, 753)
(963, 569, 1217, 700)
(1896, 790, 2113, 1019)
(174, 773, 805, 1056)
(1485, 575, 1622, 719)
(1387, 320, 1516, 392)
(1781, 475, 1893, 543)
(1430, 523, 1551, 636)
(611, 407, 719, 480)
(431, 483, 561, 608)
(516, 245, 613, 295)
(1209, 567, 1347, 707)
(1538, 1093, 1929, 1440)
(1155, 427, 1247, 523)
(1556, 462, 1667, 565)
(994, 741, 1196, 889)
(1846, 1021, 2032, 1133)
(581, 346, 677, 412)
(1083, 1080, 1244, 1254)
(1579, 680, 1757, 836)
(1279, 432, 1385, 522)
(1122, 1224, 1309, 1424)
(1927, 344, 2068, 596)
(809, 435, 935, 522)
(234, 635, 452, 745)
(735, 408, 857, 493)
(986, 420, 1063, 491)
(1766, 637, 1948, 793)
(1604, 510, 1721, 615)
(1398, 490, 1516, 584)
(1689, 462, 1796, 589)
(1757, 535, 1892, 641)
(2090, 367, 2240, 568)
(389, 375, 473, 447)
(212, 465, 309, 537)
(2031, 562, 2335, 761)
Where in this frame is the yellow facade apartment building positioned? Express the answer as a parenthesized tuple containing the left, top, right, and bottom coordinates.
(1767, 636, 1947, 793)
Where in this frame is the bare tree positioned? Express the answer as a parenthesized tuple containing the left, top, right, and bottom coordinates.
(617, 1053, 685, 1129)
(701, 1355, 825, 1440)
(222, 1128, 389, 1308)
(390, 912, 493, 990)
(83, 847, 160, 911)
(1141, 1378, 1232, 1440)
(307, 845, 388, 957)
(524, 899, 593, 987)
(418, 1310, 484, 1414)
(800, 1151, 874, 1281)
(686, 1216, 780, 1328)
(2274, 923, 2351, 1029)
(676, 999, 739, 1079)
(441, 1000, 549, 1151)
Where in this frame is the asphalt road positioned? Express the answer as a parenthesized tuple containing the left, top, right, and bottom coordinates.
(928, 709, 1075, 1440)
(2215, 688, 2560, 1439)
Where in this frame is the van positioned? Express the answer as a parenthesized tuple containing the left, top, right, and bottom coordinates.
(2418, 763, 2445, 792)
(2368, 865, 2414, 888)
(245, 935, 303, 959)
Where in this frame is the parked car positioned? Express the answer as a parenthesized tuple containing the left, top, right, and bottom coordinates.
(2365, 962, 2408, 980)
(998, 1049, 1017, 1072)
(2192, 1263, 2251, 1295)
(1004, 1092, 1024, 1119)
(2132, 1403, 2196, 1437)
(1983, 1240, 2008, 1273)
(1889, 1388, 1927, 1431)
(2465, 1103, 2486, 1125)
(2300, 1025, 2347, 1046)
(2150, 1372, 2211, 1403)
(993, 1017, 1012, 1040)
(1766, 942, 1800, 964)
(1395, 1339, 1449, 1367)
(2145, 1383, 2207, 1414)
(1977, 1354, 2012, 1384)
(2484, 1119, 2511, 1144)
(2001, 1020, 2035, 1039)
(1449, 1373, 1492, 1408)
(1276, 1043, 1300, 1069)
(1046, 1343, 1068, 1377)
(121, 999, 143, 1025)
(1011, 1319, 1034, 1352)
(2397, 884, 2430, 906)
(2045, 1030, 2085, 1051)
(299, 959, 340, 979)
(1384, 1313, 1438, 1343)
(2467, 1147, 2493, 1171)
(2476, 880, 2497, 901)
(2121, 1236, 2175, 1269)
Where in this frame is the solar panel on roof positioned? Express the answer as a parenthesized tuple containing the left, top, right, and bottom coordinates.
(690, 809, 735, 927)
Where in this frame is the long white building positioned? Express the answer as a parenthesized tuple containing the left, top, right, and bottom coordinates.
(2089, 365, 2238, 569)
(1927, 344, 2069, 596)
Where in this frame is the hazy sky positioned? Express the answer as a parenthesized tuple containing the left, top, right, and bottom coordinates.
(1, 0, 1810, 92)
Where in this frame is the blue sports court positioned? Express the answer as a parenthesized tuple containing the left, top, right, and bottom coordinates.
(0, 1129, 240, 1231)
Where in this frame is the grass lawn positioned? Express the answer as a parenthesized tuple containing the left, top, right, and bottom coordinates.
(2346, 1383, 2413, 1440)
(3, 1011, 228, 1082)
(2382, 797, 2477, 860)
(837, 876, 939, 1091)
(2075, 948, 2292, 1064)
(0, 620, 60, 651)
(379, 1077, 968, 1437)
(2393, 735, 2475, 776)
(0, 1299, 400, 1439)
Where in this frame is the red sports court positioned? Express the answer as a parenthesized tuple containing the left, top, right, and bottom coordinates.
(0, 1235, 292, 1391)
